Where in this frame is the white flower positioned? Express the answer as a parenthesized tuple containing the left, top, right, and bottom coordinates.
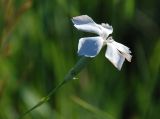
(72, 15, 132, 70)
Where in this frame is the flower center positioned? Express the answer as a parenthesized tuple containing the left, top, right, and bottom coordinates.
(103, 36, 114, 45)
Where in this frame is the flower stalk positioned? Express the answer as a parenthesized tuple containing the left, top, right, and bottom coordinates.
(18, 57, 91, 119)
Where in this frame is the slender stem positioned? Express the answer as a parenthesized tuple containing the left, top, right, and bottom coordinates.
(18, 57, 91, 119)
(18, 80, 65, 119)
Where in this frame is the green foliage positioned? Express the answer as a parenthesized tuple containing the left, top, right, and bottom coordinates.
(0, 0, 160, 119)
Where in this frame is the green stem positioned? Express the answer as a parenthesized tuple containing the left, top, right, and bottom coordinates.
(18, 57, 91, 119)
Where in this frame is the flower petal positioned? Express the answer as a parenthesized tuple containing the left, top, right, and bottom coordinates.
(72, 15, 102, 35)
(111, 41, 132, 62)
(101, 23, 113, 36)
(105, 42, 125, 70)
(120, 52, 132, 62)
(112, 41, 131, 53)
(78, 37, 104, 57)
(72, 15, 95, 25)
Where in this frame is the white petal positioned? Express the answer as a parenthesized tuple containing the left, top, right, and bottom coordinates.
(111, 41, 132, 62)
(120, 52, 132, 62)
(72, 15, 102, 35)
(105, 43, 125, 70)
(72, 15, 95, 25)
(101, 23, 113, 36)
(112, 40, 131, 53)
(78, 37, 104, 57)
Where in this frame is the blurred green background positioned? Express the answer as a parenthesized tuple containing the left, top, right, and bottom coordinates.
(0, 0, 160, 119)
